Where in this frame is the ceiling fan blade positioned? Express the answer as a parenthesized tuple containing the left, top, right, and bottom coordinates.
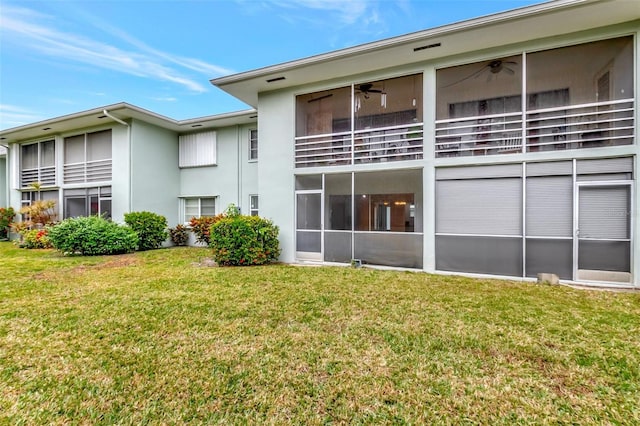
(504, 67, 515, 75)
(486, 73, 493, 83)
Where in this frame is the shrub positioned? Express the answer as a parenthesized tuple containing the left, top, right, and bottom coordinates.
(0, 207, 15, 239)
(169, 224, 189, 246)
(124, 211, 168, 251)
(189, 215, 224, 245)
(20, 199, 57, 227)
(48, 216, 138, 256)
(18, 228, 53, 249)
(210, 215, 280, 266)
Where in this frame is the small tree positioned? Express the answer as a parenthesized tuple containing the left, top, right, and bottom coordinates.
(210, 214, 280, 266)
(124, 211, 168, 251)
(19, 200, 57, 227)
(0, 207, 15, 239)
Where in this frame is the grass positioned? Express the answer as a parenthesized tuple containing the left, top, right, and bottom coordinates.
(0, 242, 639, 424)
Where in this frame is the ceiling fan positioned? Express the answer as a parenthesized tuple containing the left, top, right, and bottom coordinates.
(356, 83, 386, 99)
(355, 82, 388, 110)
(440, 59, 518, 88)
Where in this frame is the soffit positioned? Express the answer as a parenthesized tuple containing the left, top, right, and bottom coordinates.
(211, 0, 639, 106)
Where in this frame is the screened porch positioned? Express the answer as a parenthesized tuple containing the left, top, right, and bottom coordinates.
(435, 36, 634, 157)
(295, 74, 424, 168)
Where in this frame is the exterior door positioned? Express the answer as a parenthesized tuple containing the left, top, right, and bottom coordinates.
(576, 183, 632, 284)
(295, 191, 323, 261)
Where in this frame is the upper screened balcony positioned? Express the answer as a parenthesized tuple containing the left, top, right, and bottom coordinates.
(295, 74, 424, 168)
(435, 36, 634, 157)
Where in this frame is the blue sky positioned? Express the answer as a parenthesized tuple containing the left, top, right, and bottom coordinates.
(0, 0, 541, 130)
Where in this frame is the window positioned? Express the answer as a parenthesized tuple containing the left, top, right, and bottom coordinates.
(249, 129, 258, 160)
(179, 131, 217, 167)
(21, 190, 59, 222)
(63, 186, 111, 219)
(20, 140, 56, 187)
(249, 195, 259, 216)
(63, 130, 112, 183)
(182, 197, 216, 223)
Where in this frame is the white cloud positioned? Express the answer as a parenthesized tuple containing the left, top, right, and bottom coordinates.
(0, 5, 232, 93)
(270, 0, 370, 24)
(0, 104, 44, 128)
(151, 97, 178, 102)
(242, 0, 388, 44)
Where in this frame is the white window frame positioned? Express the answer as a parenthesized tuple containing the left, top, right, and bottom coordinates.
(249, 194, 259, 216)
(20, 139, 56, 188)
(63, 186, 112, 219)
(63, 129, 112, 184)
(249, 129, 258, 161)
(180, 197, 217, 224)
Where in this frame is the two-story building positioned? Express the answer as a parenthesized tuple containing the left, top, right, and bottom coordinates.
(0, 104, 258, 231)
(1, 0, 639, 287)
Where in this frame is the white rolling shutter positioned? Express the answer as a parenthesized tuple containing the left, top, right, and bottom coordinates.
(526, 176, 572, 237)
(577, 157, 632, 175)
(436, 175, 522, 236)
(579, 186, 630, 240)
(179, 131, 217, 167)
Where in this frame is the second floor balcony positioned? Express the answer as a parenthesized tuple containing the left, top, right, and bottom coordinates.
(435, 98, 634, 157)
(295, 123, 424, 167)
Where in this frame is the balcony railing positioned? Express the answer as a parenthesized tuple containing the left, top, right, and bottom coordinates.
(20, 166, 56, 188)
(64, 159, 112, 184)
(435, 99, 634, 157)
(295, 123, 424, 168)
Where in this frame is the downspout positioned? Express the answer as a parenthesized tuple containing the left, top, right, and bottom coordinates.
(102, 109, 132, 215)
(0, 143, 8, 207)
(237, 125, 241, 212)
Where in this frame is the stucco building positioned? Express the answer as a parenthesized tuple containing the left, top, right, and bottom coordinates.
(1, 0, 639, 287)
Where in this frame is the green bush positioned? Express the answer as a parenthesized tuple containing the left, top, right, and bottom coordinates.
(210, 215, 280, 266)
(189, 215, 224, 245)
(169, 224, 189, 246)
(18, 228, 53, 249)
(124, 211, 168, 251)
(0, 207, 15, 239)
(48, 216, 138, 256)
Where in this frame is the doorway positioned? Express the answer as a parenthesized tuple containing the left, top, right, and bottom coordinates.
(576, 182, 632, 283)
(295, 190, 323, 261)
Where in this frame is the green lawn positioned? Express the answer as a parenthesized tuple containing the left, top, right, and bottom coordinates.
(1, 242, 639, 424)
